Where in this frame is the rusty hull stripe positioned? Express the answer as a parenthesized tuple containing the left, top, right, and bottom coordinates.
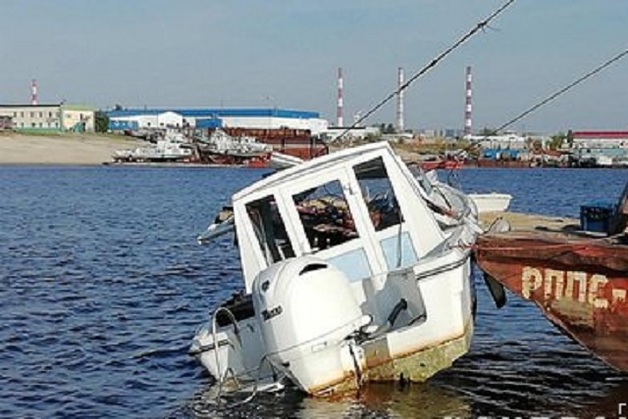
(476, 232, 628, 273)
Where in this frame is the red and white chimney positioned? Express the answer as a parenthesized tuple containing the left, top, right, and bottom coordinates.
(31, 79, 38, 106)
(464, 66, 472, 136)
(336, 67, 344, 127)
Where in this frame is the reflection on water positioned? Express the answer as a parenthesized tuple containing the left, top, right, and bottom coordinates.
(182, 371, 628, 418)
(339, 382, 472, 418)
(0, 166, 627, 417)
(181, 381, 471, 418)
(177, 270, 627, 417)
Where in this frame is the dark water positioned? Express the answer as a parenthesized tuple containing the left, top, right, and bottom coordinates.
(0, 165, 626, 418)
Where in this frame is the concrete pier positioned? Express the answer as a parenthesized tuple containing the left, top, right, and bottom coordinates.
(478, 211, 579, 233)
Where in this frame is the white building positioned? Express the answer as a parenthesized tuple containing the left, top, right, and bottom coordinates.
(107, 108, 329, 135)
(464, 132, 528, 150)
(572, 131, 628, 149)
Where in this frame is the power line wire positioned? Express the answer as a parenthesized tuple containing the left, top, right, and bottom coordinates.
(494, 48, 628, 134)
(463, 47, 628, 156)
(333, 0, 518, 142)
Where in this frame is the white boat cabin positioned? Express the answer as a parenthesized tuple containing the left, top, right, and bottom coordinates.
(232, 143, 450, 300)
(192, 142, 478, 393)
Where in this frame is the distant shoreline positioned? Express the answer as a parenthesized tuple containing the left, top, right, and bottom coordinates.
(102, 161, 253, 169)
(3, 131, 626, 169)
(0, 132, 144, 165)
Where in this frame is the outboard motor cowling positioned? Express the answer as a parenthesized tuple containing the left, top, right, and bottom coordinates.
(252, 256, 368, 394)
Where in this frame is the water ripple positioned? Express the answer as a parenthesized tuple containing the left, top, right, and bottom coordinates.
(0, 166, 626, 417)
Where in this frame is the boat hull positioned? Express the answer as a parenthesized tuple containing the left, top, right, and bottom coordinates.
(192, 254, 475, 396)
(418, 160, 464, 172)
(304, 319, 474, 397)
(309, 256, 475, 396)
(361, 317, 473, 383)
(475, 231, 628, 371)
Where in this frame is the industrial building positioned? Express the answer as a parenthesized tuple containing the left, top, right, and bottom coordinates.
(572, 131, 628, 149)
(106, 108, 329, 136)
(465, 132, 528, 150)
(571, 131, 628, 168)
(0, 104, 95, 132)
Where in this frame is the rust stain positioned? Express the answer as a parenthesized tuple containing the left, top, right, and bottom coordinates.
(308, 369, 360, 397)
(475, 232, 628, 372)
(303, 321, 473, 397)
(363, 321, 473, 383)
(364, 337, 391, 371)
(549, 298, 594, 328)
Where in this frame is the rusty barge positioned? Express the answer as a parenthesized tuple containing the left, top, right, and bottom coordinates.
(475, 182, 628, 372)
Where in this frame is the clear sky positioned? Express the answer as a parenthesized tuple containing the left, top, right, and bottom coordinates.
(1, 0, 627, 134)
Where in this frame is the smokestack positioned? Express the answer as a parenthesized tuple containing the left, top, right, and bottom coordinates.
(396, 67, 405, 133)
(336, 67, 344, 127)
(31, 79, 38, 106)
(464, 66, 472, 136)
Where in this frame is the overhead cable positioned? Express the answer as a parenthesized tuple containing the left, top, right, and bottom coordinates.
(334, 0, 518, 142)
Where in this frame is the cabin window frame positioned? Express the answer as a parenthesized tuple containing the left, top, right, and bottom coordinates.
(271, 166, 382, 283)
(244, 193, 296, 266)
(352, 156, 419, 271)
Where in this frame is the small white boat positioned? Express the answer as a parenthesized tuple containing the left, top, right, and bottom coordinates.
(190, 142, 482, 397)
(468, 193, 512, 213)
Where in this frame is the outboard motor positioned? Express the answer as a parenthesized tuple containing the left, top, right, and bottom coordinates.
(252, 256, 370, 395)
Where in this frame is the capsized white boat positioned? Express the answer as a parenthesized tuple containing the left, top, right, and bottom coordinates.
(190, 142, 483, 397)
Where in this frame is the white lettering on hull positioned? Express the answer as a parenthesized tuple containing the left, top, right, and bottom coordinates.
(521, 266, 627, 308)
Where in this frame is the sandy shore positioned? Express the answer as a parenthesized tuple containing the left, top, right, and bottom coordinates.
(0, 132, 425, 166)
(0, 132, 145, 165)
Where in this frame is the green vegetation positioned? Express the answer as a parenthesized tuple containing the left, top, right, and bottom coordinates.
(397, 138, 474, 156)
(548, 133, 565, 150)
(95, 111, 109, 133)
(376, 123, 396, 134)
(548, 130, 573, 150)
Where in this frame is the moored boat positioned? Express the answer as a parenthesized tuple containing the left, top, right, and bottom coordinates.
(474, 181, 628, 371)
(190, 142, 483, 396)
(418, 159, 464, 172)
(468, 192, 512, 213)
(111, 130, 195, 162)
(196, 129, 273, 166)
